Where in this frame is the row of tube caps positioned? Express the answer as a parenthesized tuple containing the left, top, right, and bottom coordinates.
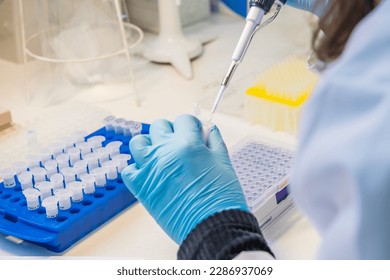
(103, 115, 143, 136)
(0, 131, 133, 219)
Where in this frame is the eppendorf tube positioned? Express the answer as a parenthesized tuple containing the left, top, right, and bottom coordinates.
(129, 122, 142, 137)
(201, 120, 214, 144)
(12, 161, 29, 175)
(54, 188, 72, 210)
(91, 167, 107, 187)
(1, 168, 16, 188)
(73, 160, 88, 180)
(106, 141, 122, 158)
(18, 171, 33, 190)
(42, 196, 59, 218)
(26, 154, 42, 169)
(66, 181, 84, 202)
(194, 103, 215, 144)
(102, 161, 118, 180)
(44, 159, 58, 177)
(50, 173, 65, 190)
(113, 118, 126, 134)
(61, 137, 74, 153)
(49, 142, 65, 158)
(35, 181, 54, 200)
(60, 167, 77, 184)
(71, 131, 87, 146)
(87, 135, 106, 151)
(94, 147, 110, 166)
(56, 153, 70, 169)
(83, 153, 99, 171)
(80, 173, 96, 194)
(112, 154, 131, 172)
(39, 148, 52, 163)
(31, 167, 47, 184)
(76, 142, 92, 158)
(23, 188, 41, 210)
(103, 115, 116, 132)
(67, 147, 81, 167)
(122, 121, 132, 137)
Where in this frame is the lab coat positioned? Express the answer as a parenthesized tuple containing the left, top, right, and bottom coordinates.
(292, 0, 390, 259)
(240, 0, 390, 259)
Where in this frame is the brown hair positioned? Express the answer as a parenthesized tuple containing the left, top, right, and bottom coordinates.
(313, 0, 377, 62)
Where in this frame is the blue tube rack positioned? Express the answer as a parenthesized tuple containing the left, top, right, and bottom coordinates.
(0, 122, 150, 253)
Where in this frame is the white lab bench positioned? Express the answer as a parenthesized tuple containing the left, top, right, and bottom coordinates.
(0, 7, 320, 259)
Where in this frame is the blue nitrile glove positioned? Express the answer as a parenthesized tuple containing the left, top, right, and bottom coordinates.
(287, 0, 330, 16)
(121, 115, 249, 244)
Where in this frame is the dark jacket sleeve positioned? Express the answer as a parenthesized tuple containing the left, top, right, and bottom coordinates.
(177, 209, 274, 260)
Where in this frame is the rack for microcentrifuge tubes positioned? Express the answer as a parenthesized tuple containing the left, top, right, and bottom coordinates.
(0, 116, 149, 252)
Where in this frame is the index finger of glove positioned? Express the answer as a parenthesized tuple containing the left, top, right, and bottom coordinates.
(130, 134, 152, 168)
(173, 114, 204, 144)
(149, 119, 174, 145)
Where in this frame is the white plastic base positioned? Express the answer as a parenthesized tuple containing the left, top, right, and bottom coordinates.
(143, 0, 204, 80)
(143, 34, 203, 79)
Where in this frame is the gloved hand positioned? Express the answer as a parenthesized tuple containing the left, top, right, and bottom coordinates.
(121, 115, 249, 244)
(287, 0, 329, 16)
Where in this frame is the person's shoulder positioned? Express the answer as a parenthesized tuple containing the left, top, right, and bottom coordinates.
(322, 1, 390, 88)
(342, 1, 390, 62)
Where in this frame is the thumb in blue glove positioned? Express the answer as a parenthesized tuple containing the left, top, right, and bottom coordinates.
(121, 115, 249, 244)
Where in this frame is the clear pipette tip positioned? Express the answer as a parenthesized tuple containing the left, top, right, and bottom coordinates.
(209, 60, 238, 122)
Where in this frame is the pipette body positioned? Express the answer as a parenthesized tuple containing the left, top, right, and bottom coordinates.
(210, 0, 287, 119)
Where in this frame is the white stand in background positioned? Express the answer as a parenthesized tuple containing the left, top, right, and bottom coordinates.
(143, 0, 204, 79)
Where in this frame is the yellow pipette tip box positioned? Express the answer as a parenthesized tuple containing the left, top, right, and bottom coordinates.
(244, 56, 318, 135)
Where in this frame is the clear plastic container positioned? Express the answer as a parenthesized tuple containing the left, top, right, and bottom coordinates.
(229, 135, 298, 239)
(18, 0, 144, 105)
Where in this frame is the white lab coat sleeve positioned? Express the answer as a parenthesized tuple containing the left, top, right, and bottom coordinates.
(234, 251, 275, 260)
(290, 1, 390, 259)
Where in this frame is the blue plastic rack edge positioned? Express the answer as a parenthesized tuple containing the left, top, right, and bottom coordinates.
(0, 123, 150, 253)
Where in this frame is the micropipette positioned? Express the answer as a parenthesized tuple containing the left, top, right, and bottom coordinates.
(209, 0, 287, 121)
